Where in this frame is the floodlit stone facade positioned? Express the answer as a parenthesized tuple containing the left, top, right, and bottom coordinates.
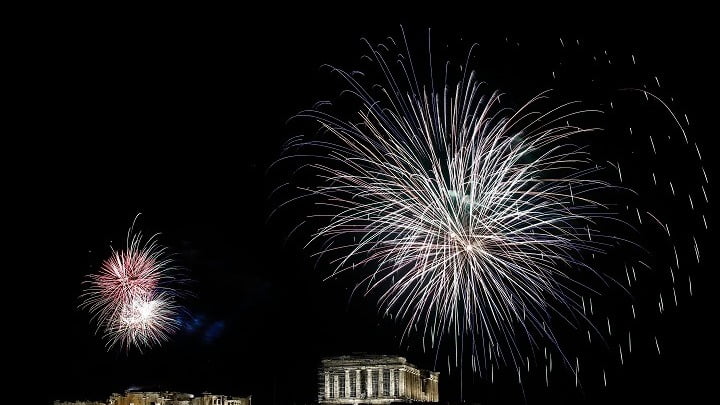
(319, 355, 439, 404)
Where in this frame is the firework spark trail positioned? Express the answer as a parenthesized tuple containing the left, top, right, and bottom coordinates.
(80, 218, 183, 352)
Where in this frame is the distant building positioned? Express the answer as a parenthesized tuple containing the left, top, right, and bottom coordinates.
(54, 401, 105, 405)
(57, 391, 250, 405)
(107, 391, 250, 405)
(318, 355, 439, 404)
(188, 393, 250, 405)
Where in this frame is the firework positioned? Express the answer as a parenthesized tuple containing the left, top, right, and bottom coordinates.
(104, 292, 180, 351)
(80, 218, 182, 352)
(282, 30, 708, 381)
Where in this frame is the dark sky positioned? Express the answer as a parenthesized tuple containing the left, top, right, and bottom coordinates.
(27, 6, 717, 405)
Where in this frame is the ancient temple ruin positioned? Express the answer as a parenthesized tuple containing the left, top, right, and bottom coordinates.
(318, 355, 439, 404)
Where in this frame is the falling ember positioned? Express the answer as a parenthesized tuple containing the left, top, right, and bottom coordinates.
(575, 358, 580, 387)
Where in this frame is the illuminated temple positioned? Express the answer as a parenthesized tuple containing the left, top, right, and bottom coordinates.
(318, 355, 439, 404)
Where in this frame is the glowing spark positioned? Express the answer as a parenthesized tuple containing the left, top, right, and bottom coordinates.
(575, 357, 580, 387)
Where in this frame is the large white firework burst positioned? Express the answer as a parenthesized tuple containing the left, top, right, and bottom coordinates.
(281, 30, 708, 383)
(287, 46, 616, 368)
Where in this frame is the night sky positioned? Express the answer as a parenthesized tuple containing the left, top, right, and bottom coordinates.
(29, 7, 716, 405)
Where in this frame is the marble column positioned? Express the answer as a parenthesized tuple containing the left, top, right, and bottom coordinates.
(378, 367, 384, 397)
(409, 373, 414, 399)
(324, 372, 330, 399)
(333, 374, 339, 399)
(356, 369, 362, 398)
(345, 370, 350, 398)
(389, 369, 395, 397)
(413, 373, 418, 399)
(366, 368, 373, 398)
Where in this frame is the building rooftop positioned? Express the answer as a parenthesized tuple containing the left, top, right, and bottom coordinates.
(322, 354, 411, 367)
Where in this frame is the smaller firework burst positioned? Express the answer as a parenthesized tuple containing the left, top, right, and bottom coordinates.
(104, 292, 180, 351)
(80, 218, 184, 352)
